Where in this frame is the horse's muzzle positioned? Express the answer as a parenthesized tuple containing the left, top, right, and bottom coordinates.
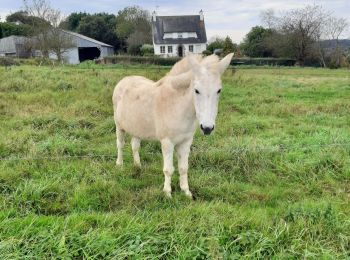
(200, 124, 214, 135)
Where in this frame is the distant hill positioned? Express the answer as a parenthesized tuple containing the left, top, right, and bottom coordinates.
(321, 39, 350, 49)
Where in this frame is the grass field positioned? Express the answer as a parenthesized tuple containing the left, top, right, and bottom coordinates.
(0, 64, 349, 258)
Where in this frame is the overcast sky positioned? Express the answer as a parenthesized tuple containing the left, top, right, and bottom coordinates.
(1, 0, 349, 43)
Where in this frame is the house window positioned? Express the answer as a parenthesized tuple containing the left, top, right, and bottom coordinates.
(168, 46, 173, 53)
(160, 46, 166, 54)
(189, 45, 194, 52)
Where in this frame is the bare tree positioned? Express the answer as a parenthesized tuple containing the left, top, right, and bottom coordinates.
(324, 17, 349, 67)
(261, 5, 330, 66)
(23, 0, 74, 62)
(260, 9, 276, 29)
(281, 5, 329, 66)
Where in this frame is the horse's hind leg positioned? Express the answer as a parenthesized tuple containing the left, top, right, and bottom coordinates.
(116, 126, 125, 166)
(131, 137, 141, 167)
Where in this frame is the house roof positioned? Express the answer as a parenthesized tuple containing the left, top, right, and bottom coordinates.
(152, 15, 207, 44)
(62, 30, 113, 48)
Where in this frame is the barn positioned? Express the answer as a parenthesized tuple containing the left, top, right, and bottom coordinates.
(0, 30, 114, 64)
(152, 10, 207, 57)
(0, 35, 31, 58)
(49, 30, 114, 64)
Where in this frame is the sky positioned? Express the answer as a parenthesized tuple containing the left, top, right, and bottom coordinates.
(1, 0, 349, 43)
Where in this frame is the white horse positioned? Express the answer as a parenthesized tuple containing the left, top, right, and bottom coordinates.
(112, 53, 233, 198)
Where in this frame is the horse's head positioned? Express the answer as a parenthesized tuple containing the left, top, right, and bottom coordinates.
(189, 53, 233, 135)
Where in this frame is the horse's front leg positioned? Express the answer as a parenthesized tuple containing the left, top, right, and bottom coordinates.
(176, 137, 193, 198)
(161, 138, 175, 197)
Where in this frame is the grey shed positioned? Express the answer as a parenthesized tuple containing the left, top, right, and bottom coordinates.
(0, 36, 32, 58)
(49, 30, 115, 64)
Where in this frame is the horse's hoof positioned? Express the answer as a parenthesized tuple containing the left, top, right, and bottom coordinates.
(134, 163, 141, 168)
(184, 190, 193, 199)
(163, 190, 172, 198)
(116, 160, 123, 166)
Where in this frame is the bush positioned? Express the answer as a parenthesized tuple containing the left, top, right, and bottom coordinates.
(0, 57, 19, 66)
(202, 50, 212, 56)
(140, 44, 154, 56)
(127, 44, 142, 56)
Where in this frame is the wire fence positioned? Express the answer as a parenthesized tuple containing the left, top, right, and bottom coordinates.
(1, 142, 349, 162)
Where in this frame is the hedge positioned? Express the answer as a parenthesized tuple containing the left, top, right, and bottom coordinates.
(231, 58, 296, 66)
(102, 56, 181, 66)
(0, 57, 20, 66)
(102, 55, 296, 67)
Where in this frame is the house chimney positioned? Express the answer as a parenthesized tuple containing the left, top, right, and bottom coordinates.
(199, 9, 204, 21)
(152, 11, 157, 22)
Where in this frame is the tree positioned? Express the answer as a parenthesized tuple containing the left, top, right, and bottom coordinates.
(77, 13, 119, 49)
(260, 5, 349, 67)
(0, 22, 32, 38)
(222, 36, 237, 55)
(240, 26, 273, 57)
(60, 12, 119, 50)
(126, 31, 151, 55)
(115, 6, 152, 53)
(23, 0, 75, 62)
(324, 17, 349, 68)
(59, 12, 88, 31)
(6, 11, 48, 27)
(261, 5, 329, 65)
(206, 37, 225, 54)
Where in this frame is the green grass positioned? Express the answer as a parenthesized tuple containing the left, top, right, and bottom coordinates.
(0, 64, 349, 258)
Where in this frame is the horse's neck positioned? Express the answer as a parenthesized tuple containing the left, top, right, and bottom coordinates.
(166, 84, 196, 127)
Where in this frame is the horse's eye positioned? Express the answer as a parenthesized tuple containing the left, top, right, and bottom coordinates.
(217, 89, 221, 94)
(195, 89, 200, 94)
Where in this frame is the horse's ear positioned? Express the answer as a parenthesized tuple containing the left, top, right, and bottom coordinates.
(219, 53, 234, 75)
(170, 71, 192, 90)
(188, 54, 202, 75)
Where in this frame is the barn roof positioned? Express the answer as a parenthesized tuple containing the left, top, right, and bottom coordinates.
(152, 15, 207, 44)
(62, 30, 113, 48)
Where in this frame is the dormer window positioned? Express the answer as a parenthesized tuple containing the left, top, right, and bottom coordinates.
(163, 32, 198, 39)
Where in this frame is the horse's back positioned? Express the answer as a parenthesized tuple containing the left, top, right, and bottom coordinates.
(113, 76, 158, 139)
(113, 76, 155, 105)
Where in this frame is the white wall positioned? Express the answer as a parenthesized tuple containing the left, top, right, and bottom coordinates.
(154, 43, 207, 57)
(49, 48, 80, 64)
(100, 46, 114, 57)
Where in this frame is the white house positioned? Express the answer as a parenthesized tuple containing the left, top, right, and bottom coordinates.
(152, 10, 207, 57)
